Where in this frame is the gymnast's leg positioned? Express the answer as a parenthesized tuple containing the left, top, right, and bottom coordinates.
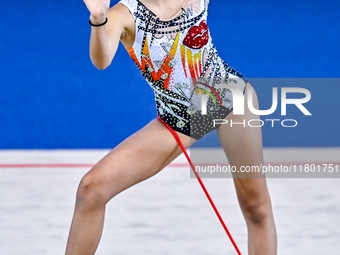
(65, 119, 192, 255)
(217, 83, 277, 255)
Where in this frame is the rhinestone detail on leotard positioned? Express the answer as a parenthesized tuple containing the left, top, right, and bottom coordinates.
(120, 0, 248, 139)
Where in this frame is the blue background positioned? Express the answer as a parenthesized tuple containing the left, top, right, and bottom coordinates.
(0, 0, 339, 149)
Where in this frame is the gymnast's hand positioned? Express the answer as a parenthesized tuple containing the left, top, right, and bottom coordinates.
(83, 0, 111, 24)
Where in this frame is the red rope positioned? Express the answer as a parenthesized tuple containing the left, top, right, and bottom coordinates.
(158, 116, 242, 255)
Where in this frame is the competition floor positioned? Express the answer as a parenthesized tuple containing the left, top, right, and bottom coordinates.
(0, 148, 339, 255)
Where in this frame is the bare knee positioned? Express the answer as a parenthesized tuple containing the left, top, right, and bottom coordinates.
(239, 195, 272, 225)
(75, 171, 111, 210)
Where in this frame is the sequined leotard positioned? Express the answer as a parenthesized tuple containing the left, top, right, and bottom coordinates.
(120, 0, 248, 140)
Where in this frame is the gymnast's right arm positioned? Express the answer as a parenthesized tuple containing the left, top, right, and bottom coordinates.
(83, 0, 128, 70)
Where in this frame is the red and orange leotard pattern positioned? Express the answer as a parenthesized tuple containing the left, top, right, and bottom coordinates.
(120, 0, 248, 139)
